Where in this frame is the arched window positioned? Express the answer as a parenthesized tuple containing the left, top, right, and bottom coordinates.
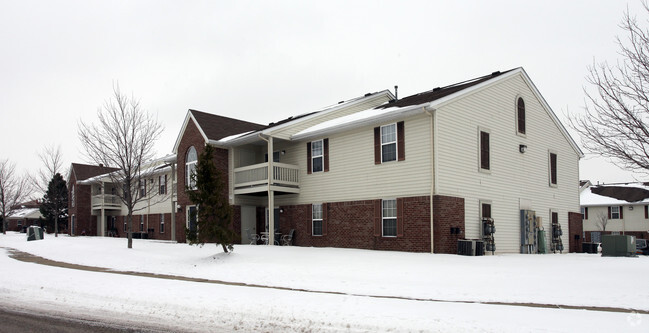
(186, 146, 197, 190)
(517, 97, 526, 135)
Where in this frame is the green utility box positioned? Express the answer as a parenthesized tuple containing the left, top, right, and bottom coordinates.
(537, 230, 547, 254)
(27, 226, 44, 241)
(601, 235, 636, 257)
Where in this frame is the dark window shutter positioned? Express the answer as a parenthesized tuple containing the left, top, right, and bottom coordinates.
(608, 206, 612, 219)
(307, 142, 312, 175)
(397, 121, 405, 161)
(324, 138, 329, 172)
(550, 153, 557, 185)
(619, 206, 623, 219)
(480, 131, 490, 170)
(645, 205, 648, 219)
(585, 207, 589, 220)
(308, 205, 313, 235)
(517, 98, 526, 134)
(397, 198, 404, 237)
(374, 200, 381, 236)
(374, 127, 381, 164)
(322, 203, 328, 236)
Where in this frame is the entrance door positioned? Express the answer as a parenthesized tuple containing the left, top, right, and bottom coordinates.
(241, 206, 256, 244)
(187, 206, 197, 234)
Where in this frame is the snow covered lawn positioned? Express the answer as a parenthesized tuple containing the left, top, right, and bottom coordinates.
(1, 232, 648, 332)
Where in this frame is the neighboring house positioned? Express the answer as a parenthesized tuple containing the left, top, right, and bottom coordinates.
(171, 67, 583, 254)
(68, 158, 177, 239)
(5, 200, 43, 232)
(580, 181, 649, 243)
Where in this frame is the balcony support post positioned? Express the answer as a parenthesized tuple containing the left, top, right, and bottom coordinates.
(100, 181, 106, 237)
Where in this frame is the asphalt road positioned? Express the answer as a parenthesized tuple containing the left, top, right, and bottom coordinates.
(0, 308, 155, 333)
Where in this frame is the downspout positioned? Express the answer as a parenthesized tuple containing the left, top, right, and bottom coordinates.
(258, 133, 275, 246)
(425, 106, 437, 254)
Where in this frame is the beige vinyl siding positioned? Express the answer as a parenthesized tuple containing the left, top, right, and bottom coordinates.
(130, 171, 175, 215)
(274, 114, 432, 205)
(583, 205, 649, 233)
(435, 73, 580, 253)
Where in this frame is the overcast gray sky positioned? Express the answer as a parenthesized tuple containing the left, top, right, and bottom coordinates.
(0, 0, 645, 188)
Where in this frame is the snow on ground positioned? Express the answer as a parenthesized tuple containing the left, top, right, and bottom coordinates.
(1, 232, 648, 332)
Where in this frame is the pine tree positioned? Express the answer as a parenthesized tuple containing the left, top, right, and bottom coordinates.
(186, 145, 236, 253)
(40, 173, 68, 237)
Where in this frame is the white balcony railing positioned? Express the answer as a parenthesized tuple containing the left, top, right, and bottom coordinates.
(92, 194, 121, 208)
(234, 162, 299, 191)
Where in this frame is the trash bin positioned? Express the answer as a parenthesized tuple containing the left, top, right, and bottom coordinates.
(27, 226, 44, 241)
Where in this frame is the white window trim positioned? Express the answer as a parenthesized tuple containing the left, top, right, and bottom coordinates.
(140, 215, 144, 232)
(380, 123, 398, 163)
(515, 95, 527, 138)
(382, 199, 397, 237)
(311, 139, 324, 173)
(159, 175, 167, 195)
(478, 127, 491, 174)
(312, 203, 323, 236)
(611, 206, 620, 219)
(160, 213, 165, 233)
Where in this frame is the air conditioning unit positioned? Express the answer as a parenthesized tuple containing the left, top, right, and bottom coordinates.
(458, 239, 485, 256)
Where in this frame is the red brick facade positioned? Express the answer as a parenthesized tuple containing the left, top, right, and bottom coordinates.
(568, 212, 583, 253)
(432, 195, 465, 254)
(174, 118, 231, 243)
(266, 196, 431, 252)
(68, 178, 95, 236)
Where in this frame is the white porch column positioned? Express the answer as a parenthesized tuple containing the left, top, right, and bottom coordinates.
(170, 163, 176, 242)
(268, 136, 275, 246)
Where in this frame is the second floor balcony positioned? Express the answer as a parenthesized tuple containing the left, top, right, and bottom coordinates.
(234, 162, 300, 195)
(92, 194, 122, 209)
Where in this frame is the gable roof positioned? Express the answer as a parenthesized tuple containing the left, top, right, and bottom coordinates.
(292, 68, 583, 158)
(69, 163, 120, 183)
(376, 70, 514, 110)
(172, 110, 265, 153)
(212, 90, 395, 146)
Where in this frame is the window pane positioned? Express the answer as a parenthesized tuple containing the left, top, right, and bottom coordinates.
(382, 143, 397, 162)
(312, 156, 323, 172)
(312, 204, 322, 220)
(383, 200, 396, 218)
(381, 124, 396, 143)
(383, 218, 397, 237)
(312, 140, 323, 156)
(313, 220, 322, 236)
(186, 146, 197, 163)
(517, 98, 526, 134)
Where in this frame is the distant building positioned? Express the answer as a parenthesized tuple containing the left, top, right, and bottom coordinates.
(5, 200, 43, 232)
(580, 181, 649, 242)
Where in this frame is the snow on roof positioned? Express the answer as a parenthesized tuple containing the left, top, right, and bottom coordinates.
(292, 103, 431, 141)
(218, 130, 256, 143)
(581, 182, 649, 206)
(7, 207, 42, 219)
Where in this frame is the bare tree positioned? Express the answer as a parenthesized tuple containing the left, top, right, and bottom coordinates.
(570, 3, 649, 174)
(595, 211, 609, 232)
(78, 84, 163, 248)
(0, 159, 33, 234)
(33, 145, 65, 195)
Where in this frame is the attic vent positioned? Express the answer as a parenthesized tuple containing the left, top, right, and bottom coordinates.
(491, 71, 501, 76)
(364, 93, 372, 97)
(268, 122, 275, 126)
(338, 101, 344, 104)
(433, 87, 442, 92)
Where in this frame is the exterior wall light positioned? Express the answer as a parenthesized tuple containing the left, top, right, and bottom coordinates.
(519, 144, 527, 153)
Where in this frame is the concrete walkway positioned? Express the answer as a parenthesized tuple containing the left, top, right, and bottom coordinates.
(7, 247, 648, 315)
